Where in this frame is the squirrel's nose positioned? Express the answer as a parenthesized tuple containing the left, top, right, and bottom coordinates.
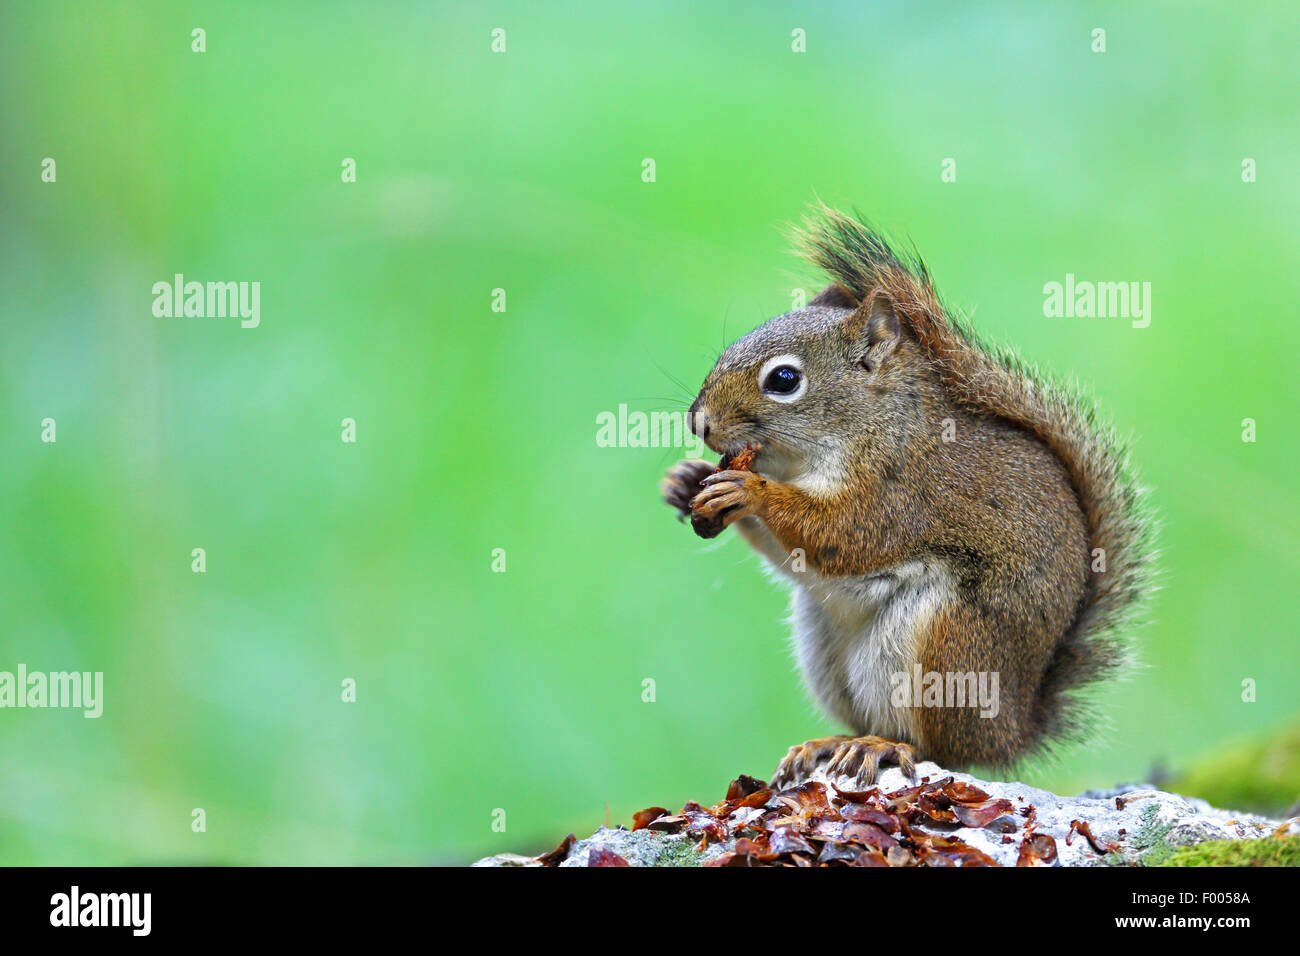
(688, 404, 711, 441)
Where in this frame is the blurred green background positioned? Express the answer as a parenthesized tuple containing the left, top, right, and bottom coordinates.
(1, 1, 1297, 865)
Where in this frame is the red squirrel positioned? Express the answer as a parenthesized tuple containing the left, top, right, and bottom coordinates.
(662, 206, 1155, 787)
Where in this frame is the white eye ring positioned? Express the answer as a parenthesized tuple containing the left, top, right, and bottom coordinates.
(759, 353, 806, 403)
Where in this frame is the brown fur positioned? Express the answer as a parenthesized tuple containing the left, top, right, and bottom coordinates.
(674, 207, 1154, 771)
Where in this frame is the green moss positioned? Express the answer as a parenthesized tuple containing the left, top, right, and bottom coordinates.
(646, 834, 705, 867)
(1113, 804, 1175, 866)
(1167, 720, 1300, 815)
(1158, 836, 1300, 867)
(1116, 805, 1298, 867)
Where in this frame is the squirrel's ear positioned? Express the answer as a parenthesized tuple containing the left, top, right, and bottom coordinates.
(858, 292, 901, 371)
(809, 283, 859, 309)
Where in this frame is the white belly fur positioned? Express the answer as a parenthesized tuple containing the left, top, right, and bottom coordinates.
(787, 560, 957, 742)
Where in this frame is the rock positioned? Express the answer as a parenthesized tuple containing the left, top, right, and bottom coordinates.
(474, 759, 1286, 867)
(476, 826, 729, 868)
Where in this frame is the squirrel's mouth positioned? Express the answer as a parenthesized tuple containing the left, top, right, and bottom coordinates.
(695, 414, 756, 457)
(728, 432, 809, 483)
(703, 430, 755, 462)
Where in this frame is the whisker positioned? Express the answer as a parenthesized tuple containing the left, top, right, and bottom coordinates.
(750, 421, 839, 456)
(647, 355, 700, 405)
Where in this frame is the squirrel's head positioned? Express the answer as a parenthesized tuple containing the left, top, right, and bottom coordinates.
(689, 284, 926, 489)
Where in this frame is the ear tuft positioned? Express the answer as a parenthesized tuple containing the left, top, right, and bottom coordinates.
(808, 283, 859, 309)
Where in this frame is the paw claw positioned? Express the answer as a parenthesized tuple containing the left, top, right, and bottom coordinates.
(700, 469, 750, 487)
(773, 735, 920, 790)
(689, 470, 764, 529)
(661, 459, 717, 515)
(769, 736, 854, 788)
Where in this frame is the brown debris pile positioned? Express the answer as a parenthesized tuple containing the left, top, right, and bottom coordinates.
(696, 775, 1018, 867)
(536, 773, 1068, 867)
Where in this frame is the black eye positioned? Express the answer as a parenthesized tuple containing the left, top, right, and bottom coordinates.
(763, 365, 801, 394)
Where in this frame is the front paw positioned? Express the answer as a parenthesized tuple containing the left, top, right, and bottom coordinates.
(661, 459, 717, 518)
(772, 735, 919, 790)
(689, 469, 767, 538)
(771, 735, 854, 789)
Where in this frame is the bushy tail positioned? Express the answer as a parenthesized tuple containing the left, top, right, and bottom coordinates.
(794, 204, 1158, 742)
